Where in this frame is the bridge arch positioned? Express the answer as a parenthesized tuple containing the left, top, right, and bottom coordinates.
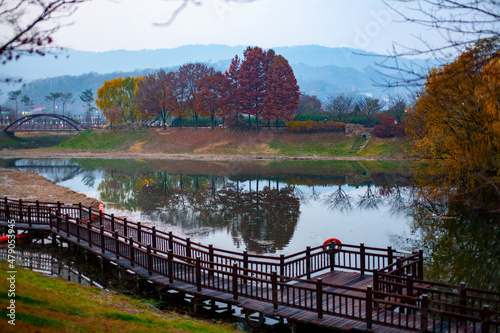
(3, 113, 87, 133)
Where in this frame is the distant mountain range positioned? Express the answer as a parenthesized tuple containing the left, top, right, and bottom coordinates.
(1, 44, 437, 113)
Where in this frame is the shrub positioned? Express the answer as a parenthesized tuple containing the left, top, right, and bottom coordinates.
(372, 114, 405, 138)
(286, 120, 345, 133)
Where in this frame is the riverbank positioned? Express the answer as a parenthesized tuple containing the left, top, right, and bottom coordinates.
(0, 168, 100, 208)
(0, 128, 409, 161)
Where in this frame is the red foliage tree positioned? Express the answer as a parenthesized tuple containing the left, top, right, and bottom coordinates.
(237, 46, 271, 132)
(178, 63, 215, 130)
(263, 55, 300, 132)
(221, 55, 241, 126)
(194, 72, 224, 130)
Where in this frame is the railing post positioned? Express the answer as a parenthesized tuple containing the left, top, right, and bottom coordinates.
(272, 271, 278, 310)
(88, 206, 92, 223)
(330, 243, 336, 272)
(306, 246, 311, 279)
(100, 225, 105, 253)
(110, 214, 115, 232)
(208, 245, 214, 277)
(78, 202, 82, 221)
(5, 197, 10, 221)
(418, 250, 424, 279)
(87, 221, 92, 247)
(360, 243, 366, 277)
(147, 245, 152, 276)
(186, 237, 191, 260)
(18, 199, 23, 223)
(406, 274, 413, 296)
(481, 305, 490, 333)
(280, 254, 285, 281)
(366, 286, 373, 329)
(137, 222, 142, 243)
(243, 251, 248, 282)
(168, 250, 173, 283)
(130, 237, 135, 267)
(36, 200, 40, 224)
(152, 226, 157, 252)
(459, 282, 467, 319)
(373, 270, 380, 299)
(387, 246, 393, 266)
(57, 201, 61, 215)
(66, 214, 70, 237)
(27, 206, 32, 227)
(232, 263, 238, 300)
(123, 218, 128, 237)
(114, 231, 119, 259)
(168, 231, 174, 252)
(316, 278, 323, 318)
(420, 294, 428, 333)
(196, 256, 202, 292)
(99, 209, 103, 227)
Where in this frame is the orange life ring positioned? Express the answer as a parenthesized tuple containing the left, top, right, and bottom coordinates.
(322, 238, 342, 252)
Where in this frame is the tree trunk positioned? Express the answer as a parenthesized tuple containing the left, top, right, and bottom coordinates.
(194, 113, 198, 130)
(276, 117, 280, 133)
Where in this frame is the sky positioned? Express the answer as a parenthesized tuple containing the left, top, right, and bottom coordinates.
(53, 0, 445, 55)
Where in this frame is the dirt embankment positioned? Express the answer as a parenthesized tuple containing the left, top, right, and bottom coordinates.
(0, 168, 100, 207)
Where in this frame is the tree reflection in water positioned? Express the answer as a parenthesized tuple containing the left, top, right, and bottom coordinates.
(100, 172, 300, 254)
(382, 186, 500, 292)
(95, 171, 498, 291)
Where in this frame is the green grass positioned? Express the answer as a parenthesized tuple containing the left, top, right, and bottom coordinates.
(0, 261, 238, 333)
(359, 138, 409, 157)
(57, 129, 150, 151)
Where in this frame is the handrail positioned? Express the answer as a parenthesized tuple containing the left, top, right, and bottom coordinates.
(1, 197, 498, 332)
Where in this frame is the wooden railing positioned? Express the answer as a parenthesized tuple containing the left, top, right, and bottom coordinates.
(1, 197, 499, 332)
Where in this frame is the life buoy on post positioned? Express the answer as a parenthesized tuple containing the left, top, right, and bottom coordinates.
(322, 238, 342, 252)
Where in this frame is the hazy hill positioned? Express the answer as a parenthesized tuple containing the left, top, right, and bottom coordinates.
(1, 44, 433, 114)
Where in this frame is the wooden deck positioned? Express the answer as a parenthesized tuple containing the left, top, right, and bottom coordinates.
(1, 197, 499, 332)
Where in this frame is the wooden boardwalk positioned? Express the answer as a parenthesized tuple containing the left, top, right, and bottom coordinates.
(1, 198, 499, 332)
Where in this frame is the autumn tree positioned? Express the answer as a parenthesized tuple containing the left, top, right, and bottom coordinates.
(406, 39, 500, 211)
(96, 77, 140, 124)
(387, 94, 408, 124)
(178, 63, 215, 130)
(221, 55, 241, 126)
(263, 55, 300, 132)
(237, 46, 271, 132)
(195, 72, 224, 130)
(135, 70, 175, 129)
(297, 94, 322, 116)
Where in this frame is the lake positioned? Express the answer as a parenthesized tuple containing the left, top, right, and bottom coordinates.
(2, 158, 498, 291)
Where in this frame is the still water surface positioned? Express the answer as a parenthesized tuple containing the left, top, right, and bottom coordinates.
(3, 158, 498, 291)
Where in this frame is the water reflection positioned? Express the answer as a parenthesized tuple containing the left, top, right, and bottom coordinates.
(2, 158, 498, 290)
(394, 201, 500, 292)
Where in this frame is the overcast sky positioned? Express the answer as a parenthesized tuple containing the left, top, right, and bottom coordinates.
(53, 0, 445, 54)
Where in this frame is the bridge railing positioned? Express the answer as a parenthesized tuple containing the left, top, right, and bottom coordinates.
(2, 197, 499, 332)
(2, 198, 407, 281)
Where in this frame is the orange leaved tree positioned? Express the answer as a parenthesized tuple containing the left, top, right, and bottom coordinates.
(406, 39, 500, 211)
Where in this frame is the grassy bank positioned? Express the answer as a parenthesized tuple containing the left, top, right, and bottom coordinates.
(0, 128, 409, 159)
(0, 261, 237, 333)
